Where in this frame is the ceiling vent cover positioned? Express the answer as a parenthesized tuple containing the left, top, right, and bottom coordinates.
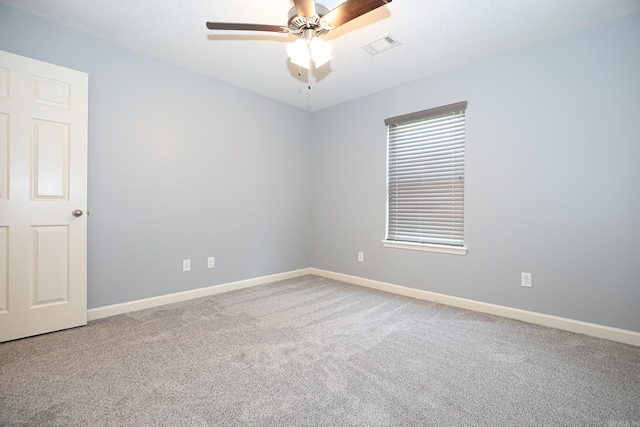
(361, 34, 401, 56)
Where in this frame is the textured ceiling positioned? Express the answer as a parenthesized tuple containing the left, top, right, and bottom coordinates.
(2, 0, 640, 111)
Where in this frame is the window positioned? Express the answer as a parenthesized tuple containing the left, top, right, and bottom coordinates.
(383, 101, 467, 255)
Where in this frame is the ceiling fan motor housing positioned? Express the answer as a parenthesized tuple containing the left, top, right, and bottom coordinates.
(287, 4, 332, 38)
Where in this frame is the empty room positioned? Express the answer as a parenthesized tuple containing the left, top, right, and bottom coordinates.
(0, 0, 639, 425)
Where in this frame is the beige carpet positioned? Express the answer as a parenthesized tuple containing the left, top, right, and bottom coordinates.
(1, 275, 639, 426)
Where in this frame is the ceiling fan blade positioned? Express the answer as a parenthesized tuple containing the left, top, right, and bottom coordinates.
(323, 0, 392, 28)
(293, 0, 316, 17)
(206, 22, 289, 33)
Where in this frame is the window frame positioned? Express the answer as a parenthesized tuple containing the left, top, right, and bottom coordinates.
(382, 101, 468, 255)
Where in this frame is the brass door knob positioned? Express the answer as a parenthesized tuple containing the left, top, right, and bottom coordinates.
(72, 209, 83, 217)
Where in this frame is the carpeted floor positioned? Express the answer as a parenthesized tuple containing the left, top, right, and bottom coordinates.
(1, 275, 639, 426)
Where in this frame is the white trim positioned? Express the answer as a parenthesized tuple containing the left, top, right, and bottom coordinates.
(87, 266, 640, 347)
(382, 240, 467, 255)
(87, 268, 312, 321)
(310, 268, 640, 347)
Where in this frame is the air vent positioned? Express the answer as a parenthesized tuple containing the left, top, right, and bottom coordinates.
(361, 34, 401, 56)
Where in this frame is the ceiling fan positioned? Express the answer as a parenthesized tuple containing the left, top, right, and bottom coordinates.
(206, 0, 393, 69)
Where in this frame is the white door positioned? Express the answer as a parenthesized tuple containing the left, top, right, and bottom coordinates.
(0, 50, 88, 342)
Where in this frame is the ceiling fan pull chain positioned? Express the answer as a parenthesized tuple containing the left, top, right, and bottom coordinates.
(307, 38, 312, 90)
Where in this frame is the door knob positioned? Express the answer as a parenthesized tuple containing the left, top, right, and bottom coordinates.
(72, 209, 83, 217)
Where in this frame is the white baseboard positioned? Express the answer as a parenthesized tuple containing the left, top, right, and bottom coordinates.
(87, 266, 639, 347)
(87, 268, 312, 321)
(310, 268, 640, 347)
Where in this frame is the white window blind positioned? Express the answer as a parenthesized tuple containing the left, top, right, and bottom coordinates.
(385, 101, 467, 248)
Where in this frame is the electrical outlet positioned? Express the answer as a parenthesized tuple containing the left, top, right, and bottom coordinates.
(521, 272, 532, 287)
(183, 259, 191, 272)
(207, 257, 215, 269)
(358, 252, 364, 262)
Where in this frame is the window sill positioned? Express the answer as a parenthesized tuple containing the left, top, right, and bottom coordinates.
(381, 240, 467, 256)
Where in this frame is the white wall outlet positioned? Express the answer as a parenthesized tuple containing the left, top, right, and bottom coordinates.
(207, 257, 215, 269)
(358, 252, 364, 262)
(521, 272, 532, 287)
(183, 259, 191, 272)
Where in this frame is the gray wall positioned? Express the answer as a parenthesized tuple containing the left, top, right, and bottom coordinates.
(310, 12, 640, 332)
(0, 4, 312, 309)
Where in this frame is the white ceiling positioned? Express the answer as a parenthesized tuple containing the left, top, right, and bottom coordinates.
(3, 0, 640, 111)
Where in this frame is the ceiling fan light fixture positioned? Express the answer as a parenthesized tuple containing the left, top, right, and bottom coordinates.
(310, 37, 332, 67)
(287, 36, 332, 69)
(287, 38, 311, 69)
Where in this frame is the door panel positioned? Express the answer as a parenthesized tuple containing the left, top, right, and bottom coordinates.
(33, 225, 69, 305)
(0, 112, 7, 200)
(0, 50, 88, 342)
(0, 226, 7, 312)
(32, 75, 70, 109)
(32, 119, 69, 200)
(0, 67, 8, 97)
